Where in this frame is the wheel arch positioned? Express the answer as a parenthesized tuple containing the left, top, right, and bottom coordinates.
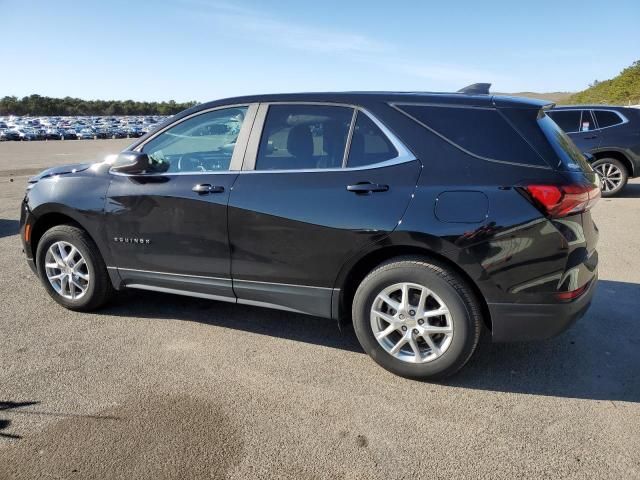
(29, 209, 122, 290)
(30, 211, 84, 259)
(592, 150, 634, 177)
(335, 244, 492, 333)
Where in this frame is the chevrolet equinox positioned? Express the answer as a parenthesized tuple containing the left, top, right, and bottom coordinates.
(20, 86, 600, 379)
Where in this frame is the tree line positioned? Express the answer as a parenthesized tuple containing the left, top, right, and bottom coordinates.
(0, 95, 198, 116)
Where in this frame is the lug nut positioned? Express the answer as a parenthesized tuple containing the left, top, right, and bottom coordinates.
(399, 314, 405, 320)
(418, 319, 424, 325)
(409, 310, 416, 316)
(413, 328, 419, 335)
(401, 326, 407, 332)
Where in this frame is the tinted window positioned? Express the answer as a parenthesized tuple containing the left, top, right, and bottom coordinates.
(256, 105, 353, 170)
(538, 112, 592, 172)
(347, 112, 398, 167)
(398, 105, 544, 166)
(142, 107, 247, 173)
(594, 110, 624, 128)
(547, 110, 581, 133)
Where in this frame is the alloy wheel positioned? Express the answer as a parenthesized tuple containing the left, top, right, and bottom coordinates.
(370, 282, 453, 363)
(594, 162, 623, 193)
(44, 241, 90, 300)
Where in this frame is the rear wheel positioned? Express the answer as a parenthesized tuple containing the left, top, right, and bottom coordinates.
(352, 257, 482, 380)
(593, 158, 628, 197)
(36, 225, 114, 311)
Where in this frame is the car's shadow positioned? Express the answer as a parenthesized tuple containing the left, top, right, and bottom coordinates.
(617, 181, 640, 198)
(103, 279, 639, 403)
(105, 290, 364, 353)
(0, 219, 19, 239)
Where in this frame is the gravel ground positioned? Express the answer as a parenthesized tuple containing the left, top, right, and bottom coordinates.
(0, 140, 638, 479)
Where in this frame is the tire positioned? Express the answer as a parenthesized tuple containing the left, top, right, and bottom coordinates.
(352, 257, 482, 380)
(35, 225, 114, 311)
(592, 158, 628, 197)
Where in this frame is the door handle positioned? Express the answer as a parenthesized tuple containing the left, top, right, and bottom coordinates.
(583, 135, 598, 140)
(192, 184, 225, 194)
(347, 182, 389, 194)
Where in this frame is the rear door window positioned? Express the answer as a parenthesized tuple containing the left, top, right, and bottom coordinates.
(255, 105, 353, 170)
(547, 110, 581, 133)
(594, 110, 624, 128)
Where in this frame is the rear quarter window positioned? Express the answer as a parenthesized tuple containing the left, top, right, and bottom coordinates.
(396, 104, 547, 167)
(594, 110, 624, 128)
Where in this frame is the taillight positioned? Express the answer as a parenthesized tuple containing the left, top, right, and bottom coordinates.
(524, 183, 600, 218)
(555, 282, 590, 301)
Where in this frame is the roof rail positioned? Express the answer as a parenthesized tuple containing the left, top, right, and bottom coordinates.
(457, 83, 491, 95)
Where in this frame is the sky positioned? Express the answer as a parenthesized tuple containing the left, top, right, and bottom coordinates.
(1, 0, 639, 102)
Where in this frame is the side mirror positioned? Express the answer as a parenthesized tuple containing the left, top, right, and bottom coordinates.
(110, 151, 150, 174)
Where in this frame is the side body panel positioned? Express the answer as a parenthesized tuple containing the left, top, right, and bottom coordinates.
(227, 161, 422, 317)
(332, 104, 599, 342)
(22, 163, 113, 265)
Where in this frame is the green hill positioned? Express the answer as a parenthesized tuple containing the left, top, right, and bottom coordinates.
(564, 61, 640, 105)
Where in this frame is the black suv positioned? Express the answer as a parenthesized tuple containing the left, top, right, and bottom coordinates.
(20, 88, 600, 379)
(547, 105, 640, 196)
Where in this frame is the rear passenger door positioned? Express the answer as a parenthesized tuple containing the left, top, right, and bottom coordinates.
(227, 104, 421, 317)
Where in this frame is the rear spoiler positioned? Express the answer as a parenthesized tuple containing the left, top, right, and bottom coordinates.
(457, 83, 491, 95)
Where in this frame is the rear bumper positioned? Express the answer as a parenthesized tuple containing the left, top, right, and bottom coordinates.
(488, 276, 597, 342)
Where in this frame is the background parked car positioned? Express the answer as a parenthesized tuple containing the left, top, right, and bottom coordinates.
(60, 129, 78, 140)
(0, 115, 170, 141)
(77, 128, 96, 140)
(0, 128, 21, 141)
(547, 106, 640, 196)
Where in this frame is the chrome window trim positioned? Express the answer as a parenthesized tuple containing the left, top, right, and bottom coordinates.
(341, 108, 358, 168)
(241, 101, 417, 173)
(110, 169, 241, 177)
(547, 108, 629, 133)
(109, 103, 259, 177)
(591, 108, 629, 131)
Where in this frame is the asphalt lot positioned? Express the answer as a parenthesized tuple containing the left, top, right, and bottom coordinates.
(0, 140, 639, 479)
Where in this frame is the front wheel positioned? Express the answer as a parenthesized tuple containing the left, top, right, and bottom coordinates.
(36, 225, 114, 311)
(593, 158, 628, 197)
(352, 257, 482, 380)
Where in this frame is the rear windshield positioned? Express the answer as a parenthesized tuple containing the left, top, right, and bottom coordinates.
(538, 111, 593, 172)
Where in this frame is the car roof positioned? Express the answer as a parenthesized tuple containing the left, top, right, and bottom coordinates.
(552, 104, 632, 110)
(189, 91, 552, 113)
